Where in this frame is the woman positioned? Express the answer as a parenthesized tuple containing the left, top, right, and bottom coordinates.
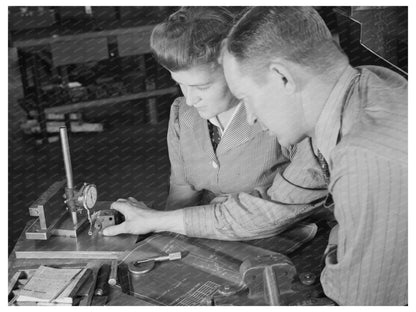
(150, 7, 288, 210)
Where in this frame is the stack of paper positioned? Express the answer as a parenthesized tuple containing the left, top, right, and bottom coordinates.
(16, 266, 89, 306)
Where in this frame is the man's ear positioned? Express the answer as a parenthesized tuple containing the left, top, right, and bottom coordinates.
(268, 62, 296, 94)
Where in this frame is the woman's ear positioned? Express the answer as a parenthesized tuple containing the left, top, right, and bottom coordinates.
(268, 61, 296, 94)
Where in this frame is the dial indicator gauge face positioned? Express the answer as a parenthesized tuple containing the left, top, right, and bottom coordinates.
(83, 184, 97, 209)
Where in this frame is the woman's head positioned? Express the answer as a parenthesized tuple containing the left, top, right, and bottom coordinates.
(150, 6, 234, 71)
(151, 7, 239, 119)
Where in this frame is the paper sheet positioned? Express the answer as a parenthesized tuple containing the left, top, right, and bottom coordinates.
(18, 266, 81, 301)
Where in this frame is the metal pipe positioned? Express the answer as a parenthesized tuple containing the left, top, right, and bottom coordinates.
(59, 126, 77, 225)
(59, 127, 73, 188)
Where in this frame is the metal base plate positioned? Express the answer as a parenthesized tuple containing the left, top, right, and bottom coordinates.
(15, 202, 138, 259)
(15, 221, 138, 259)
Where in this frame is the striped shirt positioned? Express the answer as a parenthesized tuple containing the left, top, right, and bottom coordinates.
(182, 65, 407, 305)
(316, 66, 407, 305)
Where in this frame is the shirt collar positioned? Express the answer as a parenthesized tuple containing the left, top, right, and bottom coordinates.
(209, 102, 242, 136)
(314, 65, 360, 161)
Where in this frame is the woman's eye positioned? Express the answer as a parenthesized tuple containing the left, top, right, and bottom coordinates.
(197, 85, 210, 91)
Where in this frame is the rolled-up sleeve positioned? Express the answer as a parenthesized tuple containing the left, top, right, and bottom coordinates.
(183, 138, 328, 240)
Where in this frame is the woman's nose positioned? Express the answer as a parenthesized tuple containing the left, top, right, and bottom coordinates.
(184, 87, 200, 106)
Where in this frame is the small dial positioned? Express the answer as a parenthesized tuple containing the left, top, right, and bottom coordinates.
(83, 184, 97, 209)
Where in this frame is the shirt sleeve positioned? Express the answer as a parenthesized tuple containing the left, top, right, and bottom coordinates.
(166, 98, 201, 210)
(183, 137, 329, 240)
(320, 147, 407, 305)
(267, 138, 328, 204)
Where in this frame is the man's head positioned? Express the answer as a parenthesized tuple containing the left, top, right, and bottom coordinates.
(222, 7, 348, 146)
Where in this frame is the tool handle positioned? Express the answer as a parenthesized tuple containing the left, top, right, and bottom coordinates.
(94, 264, 111, 296)
(263, 266, 281, 305)
(108, 260, 118, 286)
(137, 252, 182, 264)
(154, 252, 182, 262)
(166, 252, 182, 261)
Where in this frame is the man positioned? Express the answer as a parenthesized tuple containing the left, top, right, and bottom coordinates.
(221, 7, 407, 305)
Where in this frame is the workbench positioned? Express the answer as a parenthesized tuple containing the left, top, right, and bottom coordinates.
(8, 208, 335, 306)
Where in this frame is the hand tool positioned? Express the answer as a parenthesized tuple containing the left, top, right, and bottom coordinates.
(128, 252, 182, 276)
(134, 251, 182, 264)
(94, 264, 111, 296)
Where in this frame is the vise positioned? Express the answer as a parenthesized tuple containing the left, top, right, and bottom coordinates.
(211, 253, 335, 306)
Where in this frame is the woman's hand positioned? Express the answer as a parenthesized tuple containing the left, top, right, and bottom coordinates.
(102, 197, 185, 236)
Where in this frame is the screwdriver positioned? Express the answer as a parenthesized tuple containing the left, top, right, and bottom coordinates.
(134, 252, 182, 264)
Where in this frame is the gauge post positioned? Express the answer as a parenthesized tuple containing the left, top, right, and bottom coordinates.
(59, 126, 78, 226)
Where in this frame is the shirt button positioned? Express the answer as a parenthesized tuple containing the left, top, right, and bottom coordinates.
(211, 161, 218, 169)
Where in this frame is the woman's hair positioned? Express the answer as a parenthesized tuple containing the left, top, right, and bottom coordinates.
(150, 6, 235, 71)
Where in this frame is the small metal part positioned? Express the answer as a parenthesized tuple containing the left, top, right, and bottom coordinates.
(87, 212, 94, 236)
(94, 220, 102, 230)
(216, 284, 242, 297)
(128, 260, 155, 275)
(89, 209, 122, 236)
(298, 272, 316, 286)
(89, 224, 101, 239)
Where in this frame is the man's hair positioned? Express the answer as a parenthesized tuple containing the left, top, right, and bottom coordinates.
(150, 6, 235, 72)
(227, 7, 345, 74)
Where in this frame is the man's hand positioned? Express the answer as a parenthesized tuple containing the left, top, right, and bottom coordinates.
(102, 197, 185, 236)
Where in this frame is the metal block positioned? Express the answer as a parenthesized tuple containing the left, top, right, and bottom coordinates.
(24, 219, 50, 240)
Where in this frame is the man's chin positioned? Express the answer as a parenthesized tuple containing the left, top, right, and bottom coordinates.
(280, 134, 307, 147)
(274, 134, 296, 148)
